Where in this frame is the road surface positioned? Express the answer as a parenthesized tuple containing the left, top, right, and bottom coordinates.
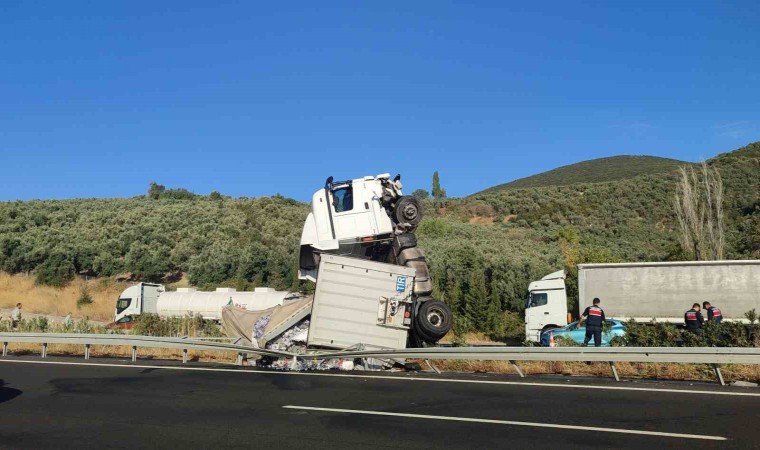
(1, 356, 758, 449)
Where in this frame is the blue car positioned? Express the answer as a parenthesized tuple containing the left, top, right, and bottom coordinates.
(540, 320, 625, 346)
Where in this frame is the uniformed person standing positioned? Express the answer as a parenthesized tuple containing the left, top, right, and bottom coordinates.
(579, 298, 605, 347)
(684, 303, 704, 332)
(703, 301, 723, 324)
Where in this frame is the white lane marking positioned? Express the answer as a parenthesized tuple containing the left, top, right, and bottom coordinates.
(283, 405, 727, 441)
(1, 358, 758, 397)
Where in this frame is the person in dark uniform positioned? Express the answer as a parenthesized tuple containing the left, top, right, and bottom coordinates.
(579, 298, 605, 347)
(684, 303, 704, 332)
(703, 301, 723, 324)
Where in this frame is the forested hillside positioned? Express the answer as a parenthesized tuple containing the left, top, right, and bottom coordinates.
(480, 155, 688, 192)
(1, 142, 758, 338)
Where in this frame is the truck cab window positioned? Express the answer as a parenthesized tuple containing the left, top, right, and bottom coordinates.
(528, 293, 548, 308)
(116, 298, 132, 314)
(332, 186, 353, 212)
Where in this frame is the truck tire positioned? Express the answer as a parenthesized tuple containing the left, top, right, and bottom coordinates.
(394, 196, 422, 227)
(414, 299, 453, 343)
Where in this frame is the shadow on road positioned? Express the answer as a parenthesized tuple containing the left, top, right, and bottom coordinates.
(0, 380, 22, 404)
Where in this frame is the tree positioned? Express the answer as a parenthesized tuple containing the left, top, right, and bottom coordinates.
(431, 171, 446, 203)
(674, 162, 725, 260)
(147, 182, 166, 200)
(411, 189, 430, 200)
(35, 254, 76, 287)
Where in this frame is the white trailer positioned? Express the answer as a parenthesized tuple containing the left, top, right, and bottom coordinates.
(525, 260, 760, 342)
(113, 284, 293, 325)
(223, 254, 421, 351)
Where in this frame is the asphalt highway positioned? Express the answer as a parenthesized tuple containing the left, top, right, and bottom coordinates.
(1, 356, 759, 449)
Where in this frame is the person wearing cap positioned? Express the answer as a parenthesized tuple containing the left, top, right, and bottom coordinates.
(579, 298, 605, 347)
(703, 301, 723, 324)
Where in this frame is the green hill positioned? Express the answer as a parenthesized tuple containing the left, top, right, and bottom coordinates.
(479, 155, 689, 193)
(0, 142, 757, 339)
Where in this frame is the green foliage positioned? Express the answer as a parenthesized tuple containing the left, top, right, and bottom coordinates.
(147, 182, 196, 200)
(432, 171, 446, 201)
(132, 313, 223, 337)
(480, 155, 689, 192)
(618, 318, 758, 347)
(488, 311, 525, 343)
(148, 182, 166, 199)
(35, 254, 76, 287)
(77, 284, 93, 308)
(411, 189, 430, 200)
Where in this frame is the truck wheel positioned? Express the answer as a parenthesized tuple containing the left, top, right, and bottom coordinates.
(414, 300, 453, 343)
(394, 196, 422, 226)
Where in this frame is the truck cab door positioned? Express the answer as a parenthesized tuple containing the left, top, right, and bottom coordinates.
(331, 183, 377, 239)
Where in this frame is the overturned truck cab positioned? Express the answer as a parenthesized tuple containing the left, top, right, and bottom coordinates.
(297, 173, 452, 346)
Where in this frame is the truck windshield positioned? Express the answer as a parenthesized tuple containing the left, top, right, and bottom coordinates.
(116, 298, 132, 314)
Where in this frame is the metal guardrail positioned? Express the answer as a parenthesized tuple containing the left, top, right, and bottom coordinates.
(0, 332, 290, 364)
(3, 332, 759, 385)
(302, 346, 760, 385)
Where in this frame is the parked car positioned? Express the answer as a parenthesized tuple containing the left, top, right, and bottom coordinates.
(106, 316, 136, 330)
(540, 319, 625, 346)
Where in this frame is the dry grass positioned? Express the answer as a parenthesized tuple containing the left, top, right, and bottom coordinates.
(0, 273, 126, 322)
(468, 216, 495, 225)
(430, 360, 760, 384)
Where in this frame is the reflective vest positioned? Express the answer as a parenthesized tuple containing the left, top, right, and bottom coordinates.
(685, 309, 702, 330)
(585, 306, 604, 327)
(707, 306, 723, 323)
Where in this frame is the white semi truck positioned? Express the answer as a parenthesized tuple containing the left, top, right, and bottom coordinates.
(114, 172, 453, 349)
(525, 260, 760, 342)
(114, 285, 294, 325)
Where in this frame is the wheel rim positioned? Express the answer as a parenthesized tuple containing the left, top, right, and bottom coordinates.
(426, 307, 446, 329)
(402, 204, 418, 221)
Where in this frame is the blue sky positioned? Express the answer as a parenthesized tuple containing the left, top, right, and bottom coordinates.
(1, 1, 758, 201)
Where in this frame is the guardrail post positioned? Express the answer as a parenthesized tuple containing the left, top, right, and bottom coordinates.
(2, 342, 7, 357)
(425, 359, 441, 374)
(236, 352, 244, 366)
(131, 346, 137, 362)
(609, 362, 620, 382)
(509, 360, 525, 378)
(182, 349, 188, 364)
(290, 355, 299, 371)
(85, 344, 90, 360)
(42, 343, 47, 358)
(710, 364, 725, 386)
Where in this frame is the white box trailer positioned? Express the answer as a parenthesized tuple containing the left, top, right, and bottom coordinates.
(307, 254, 416, 349)
(525, 260, 760, 342)
(222, 254, 418, 351)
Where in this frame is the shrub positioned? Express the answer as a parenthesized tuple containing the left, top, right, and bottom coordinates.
(132, 313, 222, 337)
(35, 254, 76, 287)
(77, 284, 94, 308)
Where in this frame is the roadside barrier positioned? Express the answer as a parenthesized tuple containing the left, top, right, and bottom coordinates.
(3, 332, 760, 385)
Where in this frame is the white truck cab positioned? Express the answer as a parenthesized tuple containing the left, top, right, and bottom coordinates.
(114, 282, 163, 323)
(524, 270, 569, 342)
(299, 173, 418, 282)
